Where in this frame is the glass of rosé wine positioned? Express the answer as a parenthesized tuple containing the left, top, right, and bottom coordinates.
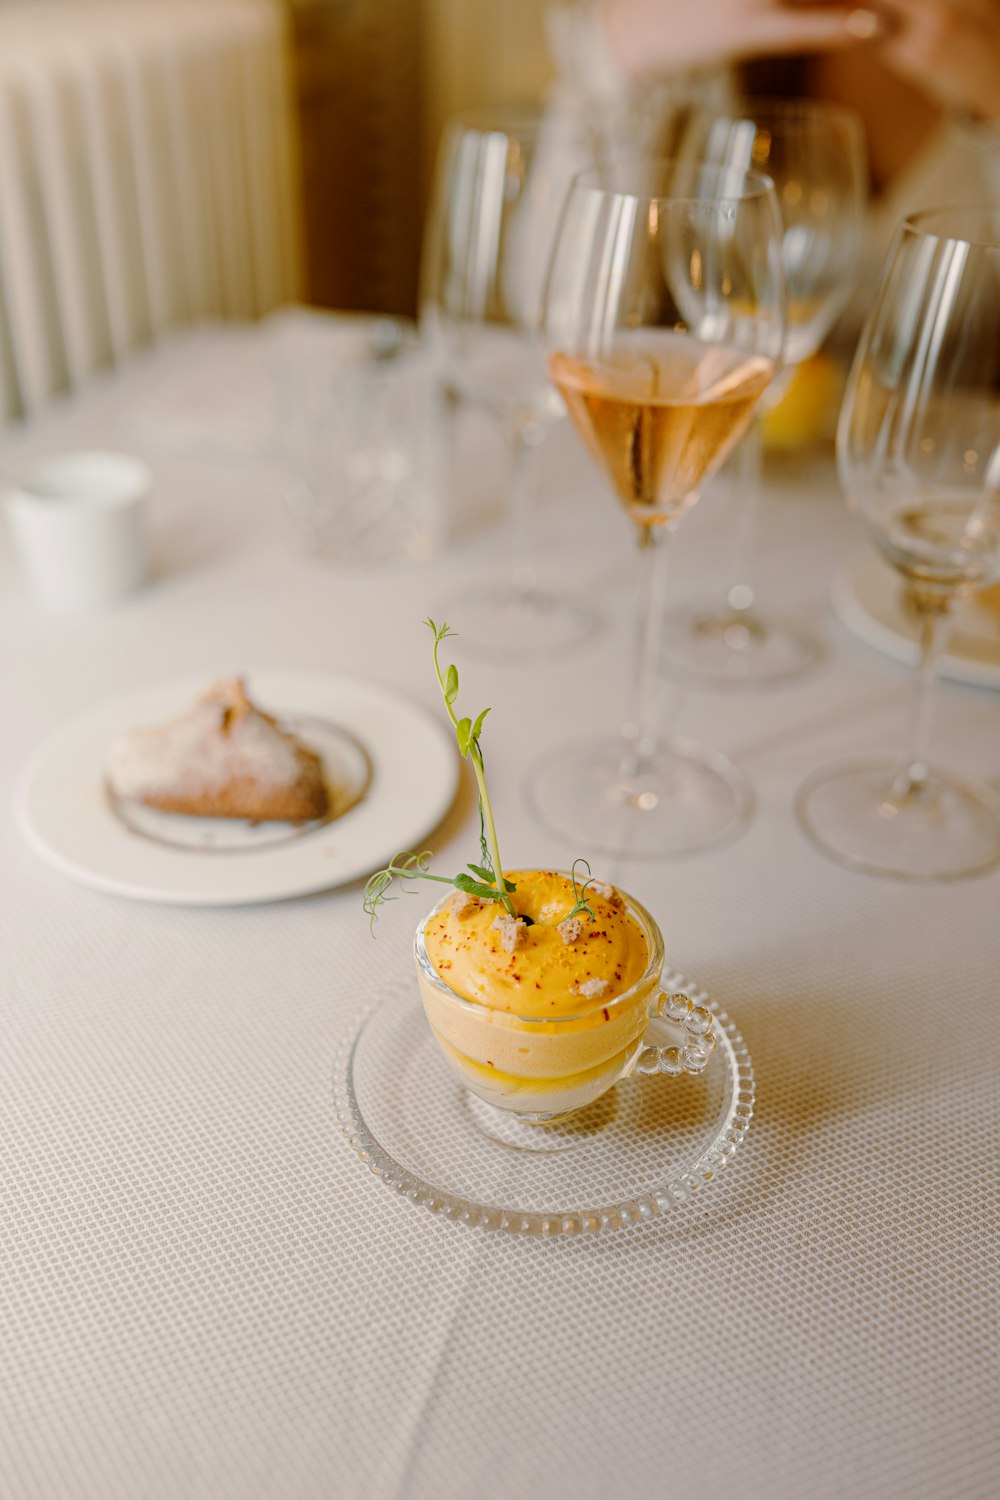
(525, 158, 786, 859)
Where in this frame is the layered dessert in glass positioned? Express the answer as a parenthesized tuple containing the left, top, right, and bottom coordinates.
(414, 869, 664, 1120)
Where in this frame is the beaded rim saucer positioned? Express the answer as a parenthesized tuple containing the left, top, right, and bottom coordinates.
(333, 969, 755, 1238)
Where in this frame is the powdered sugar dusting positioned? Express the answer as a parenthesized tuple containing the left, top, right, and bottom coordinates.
(107, 680, 308, 802)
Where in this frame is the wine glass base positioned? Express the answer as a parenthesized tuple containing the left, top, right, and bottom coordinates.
(524, 735, 753, 860)
(445, 582, 595, 657)
(659, 602, 823, 689)
(795, 755, 1000, 880)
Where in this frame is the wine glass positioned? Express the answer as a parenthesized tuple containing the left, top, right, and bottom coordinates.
(796, 207, 1000, 880)
(660, 99, 867, 687)
(420, 106, 596, 655)
(526, 158, 786, 859)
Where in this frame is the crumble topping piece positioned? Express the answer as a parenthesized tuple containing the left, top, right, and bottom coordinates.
(492, 912, 528, 953)
(557, 915, 585, 945)
(575, 977, 610, 999)
(448, 890, 481, 918)
(592, 881, 624, 909)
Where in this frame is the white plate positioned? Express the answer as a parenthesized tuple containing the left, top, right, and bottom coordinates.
(832, 551, 1000, 690)
(15, 671, 459, 905)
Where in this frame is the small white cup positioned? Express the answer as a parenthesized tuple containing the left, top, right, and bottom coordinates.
(4, 451, 151, 611)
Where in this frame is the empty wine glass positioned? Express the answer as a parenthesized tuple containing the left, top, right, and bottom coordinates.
(796, 207, 1000, 879)
(661, 98, 866, 687)
(421, 106, 596, 655)
(525, 157, 785, 859)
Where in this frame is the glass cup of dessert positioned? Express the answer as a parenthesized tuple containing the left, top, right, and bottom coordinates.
(414, 868, 715, 1123)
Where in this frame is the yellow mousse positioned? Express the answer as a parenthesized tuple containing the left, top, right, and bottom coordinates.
(423, 869, 648, 1016)
(417, 870, 656, 1118)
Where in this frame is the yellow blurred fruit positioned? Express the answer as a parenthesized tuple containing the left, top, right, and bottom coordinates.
(974, 581, 1000, 620)
(761, 352, 843, 453)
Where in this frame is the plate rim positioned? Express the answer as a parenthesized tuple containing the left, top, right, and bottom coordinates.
(15, 668, 459, 906)
(831, 551, 1000, 690)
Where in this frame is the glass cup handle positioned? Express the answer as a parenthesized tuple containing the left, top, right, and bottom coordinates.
(636, 992, 717, 1078)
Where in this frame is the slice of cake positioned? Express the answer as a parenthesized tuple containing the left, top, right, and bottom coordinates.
(107, 679, 329, 822)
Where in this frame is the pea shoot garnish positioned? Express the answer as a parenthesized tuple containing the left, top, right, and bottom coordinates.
(364, 620, 517, 931)
(564, 858, 598, 925)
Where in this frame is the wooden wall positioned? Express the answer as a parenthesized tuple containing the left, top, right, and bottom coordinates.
(288, 0, 553, 314)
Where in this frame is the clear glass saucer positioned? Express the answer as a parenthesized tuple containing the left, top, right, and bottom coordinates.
(332, 970, 754, 1237)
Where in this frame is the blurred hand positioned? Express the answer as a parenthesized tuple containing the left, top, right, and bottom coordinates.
(874, 0, 1000, 120)
(599, 0, 883, 80)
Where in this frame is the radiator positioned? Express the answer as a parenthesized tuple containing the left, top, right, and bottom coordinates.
(0, 0, 302, 420)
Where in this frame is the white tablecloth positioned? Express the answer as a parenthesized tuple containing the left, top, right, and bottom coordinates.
(2, 328, 998, 1500)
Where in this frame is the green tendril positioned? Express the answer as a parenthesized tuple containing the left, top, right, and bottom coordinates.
(564, 858, 598, 924)
(363, 851, 454, 932)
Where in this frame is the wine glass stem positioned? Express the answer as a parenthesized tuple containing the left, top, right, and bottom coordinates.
(891, 598, 953, 799)
(621, 525, 669, 776)
(723, 413, 762, 616)
(507, 412, 545, 600)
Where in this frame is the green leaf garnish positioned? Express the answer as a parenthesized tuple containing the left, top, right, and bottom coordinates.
(453, 874, 509, 901)
(363, 622, 516, 932)
(363, 622, 591, 935)
(425, 619, 514, 918)
(471, 707, 490, 741)
(466, 863, 515, 889)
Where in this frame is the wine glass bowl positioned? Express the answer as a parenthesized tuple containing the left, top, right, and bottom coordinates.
(550, 338, 776, 530)
(420, 107, 596, 654)
(422, 118, 565, 424)
(734, 101, 865, 364)
(797, 207, 1000, 880)
(543, 160, 785, 531)
(526, 158, 785, 859)
(660, 99, 867, 688)
(675, 102, 864, 363)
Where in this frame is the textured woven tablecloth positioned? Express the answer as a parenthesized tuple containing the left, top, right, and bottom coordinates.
(2, 330, 998, 1500)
